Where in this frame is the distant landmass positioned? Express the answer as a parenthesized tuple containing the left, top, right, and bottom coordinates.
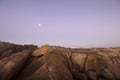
(0, 41, 120, 80)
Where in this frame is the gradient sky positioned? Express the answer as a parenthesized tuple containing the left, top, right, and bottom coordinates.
(0, 0, 120, 47)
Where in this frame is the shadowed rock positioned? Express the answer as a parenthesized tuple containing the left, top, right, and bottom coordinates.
(0, 41, 120, 80)
(18, 50, 73, 80)
(0, 50, 31, 80)
(0, 41, 37, 59)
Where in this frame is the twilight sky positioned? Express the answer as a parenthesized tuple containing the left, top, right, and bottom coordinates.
(0, 0, 120, 47)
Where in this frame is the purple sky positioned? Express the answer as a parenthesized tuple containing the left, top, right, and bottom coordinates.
(0, 0, 120, 47)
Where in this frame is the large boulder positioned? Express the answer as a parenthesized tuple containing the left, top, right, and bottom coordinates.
(32, 44, 53, 57)
(18, 50, 73, 80)
(71, 53, 87, 72)
(0, 50, 31, 80)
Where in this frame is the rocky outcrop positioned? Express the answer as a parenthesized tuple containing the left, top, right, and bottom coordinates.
(0, 41, 37, 59)
(18, 50, 73, 80)
(32, 44, 53, 57)
(0, 50, 31, 80)
(0, 41, 120, 80)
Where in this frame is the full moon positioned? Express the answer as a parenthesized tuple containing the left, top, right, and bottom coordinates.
(38, 24, 42, 27)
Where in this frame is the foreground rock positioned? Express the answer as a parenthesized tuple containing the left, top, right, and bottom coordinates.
(0, 50, 31, 80)
(18, 50, 73, 80)
(0, 41, 120, 80)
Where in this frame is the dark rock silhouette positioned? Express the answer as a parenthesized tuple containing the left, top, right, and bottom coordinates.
(0, 41, 120, 80)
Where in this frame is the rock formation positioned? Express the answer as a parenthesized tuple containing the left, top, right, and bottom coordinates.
(0, 41, 120, 80)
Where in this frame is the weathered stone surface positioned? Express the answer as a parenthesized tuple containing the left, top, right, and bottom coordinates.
(32, 44, 53, 57)
(42, 51, 73, 80)
(0, 41, 37, 59)
(17, 57, 50, 80)
(71, 69, 88, 80)
(0, 41, 120, 80)
(71, 53, 87, 71)
(0, 50, 31, 80)
(18, 51, 73, 80)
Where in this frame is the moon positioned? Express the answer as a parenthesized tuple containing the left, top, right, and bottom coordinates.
(38, 24, 42, 27)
